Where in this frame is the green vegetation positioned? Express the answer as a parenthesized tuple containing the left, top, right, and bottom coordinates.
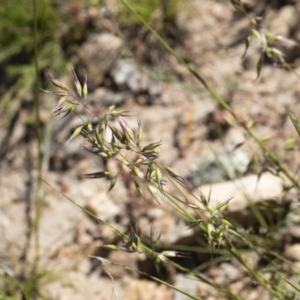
(2, 0, 300, 299)
(0, 0, 68, 101)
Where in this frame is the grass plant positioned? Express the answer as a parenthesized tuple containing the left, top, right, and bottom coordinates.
(44, 59, 300, 299)
(1, 0, 69, 299)
(42, 0, 300, 298)
(2, 0, 300, 299)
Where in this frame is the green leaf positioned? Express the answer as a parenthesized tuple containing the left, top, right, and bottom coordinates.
(80, 171, 110, 179)
(221, 218, 233, 227)
(230, 0, 243, 11)
(62, 103, 79, 118)
(121, 158, 129, 170)
(284, 137, 297, 150)
(109, 105, 116, 112)
(216, 197, 233, 212)
(132, 167, 144, 179)
(289, 113, 300, 137)
(71, 69, 82, 97)
(64, 124, 84, 146)
(276, 272, 300, 293)
(207, 223, 215, 240)
(134, 181, 143, 196)
(142, 141, 161, 152)
(251, 29, 261, 41)
(246, 120, 254, 129)
(100, 245, 119, 251)
(147, 184, 161, 204)
(137, 119, 143, 145)
(82, 69, 88, 100)
(186, 220, 202, 230)
(255, 56, 263, 80)
(108, 124, 124, 142)
(155, 167, 162, 187)
(45, 72, 69, 92)
(107, 174, 118, 194)
(242, 35, 251, 59)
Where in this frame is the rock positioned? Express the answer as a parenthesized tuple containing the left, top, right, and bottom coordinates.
(139, 213, 194, 245)
(219, 262, 243, 283)
(123, 278, 173, 300)
(189, 156, 226, 187)
(109, 59, 162, 101)
(87, 87, 130, 107)
(281, 211, 300, 240)
(228, 277, 270, 300)
(218, 151, 250, 178)
(0, 170, 28, 262)
(224, 128, 246, 152)
(188, 151, 249, 187)
(174, 274, 199, 300)
(110, 59, 137, 86)
(196, 172, 284, 213)
(80, 33, 123, 88)
(269, 6, 296, 37)
(104, 251, 140, 279)
(191, 173, 286, 227)
(197, 278, 223, 300)
(147, 207, 165, 219)
(43, 272, 125, 300)
(148, 79, 163, 97)
(285, 244, 300, 261)
(85, 192, 122, 222)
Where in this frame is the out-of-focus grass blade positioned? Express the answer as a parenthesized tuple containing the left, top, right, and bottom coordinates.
(242, 35, 251, 59)
(106, 174, 118, 195)
(255, 56, 263, 80)
(276, 272, 300, 293)
(80, 171, 110, 179)
(289, 113, 300, 137)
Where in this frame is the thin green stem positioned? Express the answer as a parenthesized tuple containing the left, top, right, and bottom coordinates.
(120, 0, 300, 192)
(44, 178, 243, 300)
(32, 0, 43, 269)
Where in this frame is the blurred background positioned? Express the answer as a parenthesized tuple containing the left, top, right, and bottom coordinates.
(1, 0, 300, 299)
